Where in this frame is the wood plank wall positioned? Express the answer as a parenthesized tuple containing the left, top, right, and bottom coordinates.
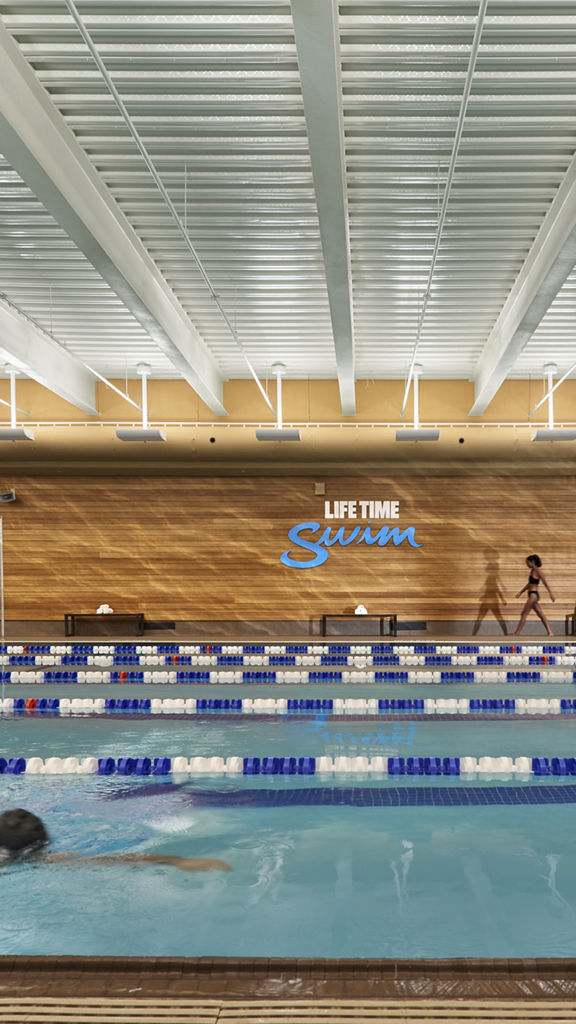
(2, 476, 574, 621)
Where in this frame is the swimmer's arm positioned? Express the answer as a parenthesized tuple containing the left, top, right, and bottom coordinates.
(515, 584, 528, 598)
(45, 853, 232, 872)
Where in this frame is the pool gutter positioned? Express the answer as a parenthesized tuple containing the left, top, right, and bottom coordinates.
(0, 956, 575, 1000)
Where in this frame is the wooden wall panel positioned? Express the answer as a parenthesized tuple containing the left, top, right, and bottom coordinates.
(2, 476, 575, 622)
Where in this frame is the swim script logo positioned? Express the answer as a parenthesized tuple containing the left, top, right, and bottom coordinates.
(280, 499, 422, 569)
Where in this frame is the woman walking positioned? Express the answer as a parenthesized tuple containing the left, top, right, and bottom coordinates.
(512, 554, 555, 636)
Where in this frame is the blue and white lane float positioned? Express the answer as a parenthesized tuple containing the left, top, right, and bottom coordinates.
(2, 754, 576, 776)
(2, 642, 572, 660)
(2, 696, 576, 715)
(3, 651, 576, 667)
(2, 669, 576, 684)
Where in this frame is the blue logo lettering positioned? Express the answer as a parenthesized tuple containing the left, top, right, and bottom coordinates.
(280, 521, 421, 569)
(280, 522, 328, 569)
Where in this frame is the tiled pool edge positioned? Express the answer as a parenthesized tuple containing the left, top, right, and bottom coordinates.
(1, 956, 576, 1000)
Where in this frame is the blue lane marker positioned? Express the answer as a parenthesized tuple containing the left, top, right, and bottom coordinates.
(106, 783, 576, 808)
(209, 784, 576, 806)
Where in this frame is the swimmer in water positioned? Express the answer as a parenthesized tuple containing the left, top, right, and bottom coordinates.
(0, 808, 232, 872)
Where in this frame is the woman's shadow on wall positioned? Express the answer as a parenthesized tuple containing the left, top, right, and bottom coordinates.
(472, 551, 508, 636)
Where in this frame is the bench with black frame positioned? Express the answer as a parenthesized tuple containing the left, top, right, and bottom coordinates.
(65, 613, 145, 637)
(321, 613, 398, 637)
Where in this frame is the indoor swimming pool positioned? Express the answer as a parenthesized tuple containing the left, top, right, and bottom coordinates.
(2, 640, 576, 959)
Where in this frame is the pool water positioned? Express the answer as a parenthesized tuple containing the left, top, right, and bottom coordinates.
(7, 682, 576, 700)
(2, 714, 576, 761)
(3, 705, 576, 958)
(2, 771, 576, 958)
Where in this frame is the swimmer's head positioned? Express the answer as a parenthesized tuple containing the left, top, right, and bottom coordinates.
(0, 809, 48, 859)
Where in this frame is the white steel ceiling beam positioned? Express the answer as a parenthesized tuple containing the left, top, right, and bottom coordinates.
(291, 0, 355, 415)
(0, 299, 98, 415)
(401, 0, 489, 414)
(0, 21, 226, 416)
(471, 152, 576, 414)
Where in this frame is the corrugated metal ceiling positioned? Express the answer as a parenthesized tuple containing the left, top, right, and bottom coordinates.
(0, 0, 575, 394)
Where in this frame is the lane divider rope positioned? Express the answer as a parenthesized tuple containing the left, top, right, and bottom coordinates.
(1, 643, 570, 661)
(2, 654, 575, 667)
(2, 696, 576, 714)
(1, 755, 575, 776)
(2, 669, 576, 684)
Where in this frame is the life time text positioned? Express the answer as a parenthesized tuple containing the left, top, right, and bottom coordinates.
(280, 498, 422, 569)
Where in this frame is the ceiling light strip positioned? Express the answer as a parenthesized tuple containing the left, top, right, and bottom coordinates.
(61, 0, 275, 417)
(401, 0, 489, 415)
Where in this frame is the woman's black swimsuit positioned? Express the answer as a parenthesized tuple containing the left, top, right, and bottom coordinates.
(528, 573, 540, 598)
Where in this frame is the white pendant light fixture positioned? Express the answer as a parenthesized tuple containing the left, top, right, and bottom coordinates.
(116, 363, 166, 442)
(396, 364, 439, 441)
(255, 363, 300, 441)
(0, 367, 34, 441)
(532, 362, 576, 441)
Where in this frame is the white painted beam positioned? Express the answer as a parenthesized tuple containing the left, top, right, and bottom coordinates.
(291, 0, 355, 415)
(0, 22, 226, 416)
(0, 300, 98, 415)
(471, 153, 576, 414)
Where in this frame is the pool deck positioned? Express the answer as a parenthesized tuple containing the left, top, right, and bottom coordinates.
(1, 617, 572, 641)
(0, 631, 570, 644)
(3, 995, 576, 1023)
(1, 956, 576, 1002)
